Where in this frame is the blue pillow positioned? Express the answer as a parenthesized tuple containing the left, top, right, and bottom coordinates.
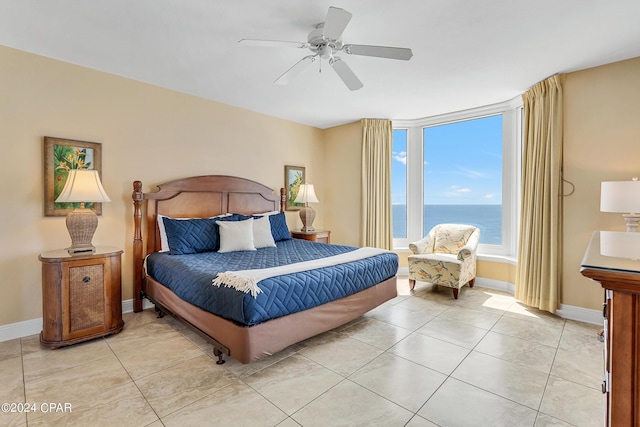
(162, 217, 218, 255)
(162, 215, 242, 254)
(269, 212, 291, 241)
(230, 212, 291, 242)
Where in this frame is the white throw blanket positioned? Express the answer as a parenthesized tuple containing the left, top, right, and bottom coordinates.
(212, 247, 391, 297)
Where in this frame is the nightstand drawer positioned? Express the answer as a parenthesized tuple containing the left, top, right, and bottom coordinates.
(68, 262, 107, 334)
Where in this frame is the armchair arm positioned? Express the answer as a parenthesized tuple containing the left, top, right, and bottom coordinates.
(457, 246, 473, 261)
(409, 234, 435, 255)
(457, 228, 480, 261)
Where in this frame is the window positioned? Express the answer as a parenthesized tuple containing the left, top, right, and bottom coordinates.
(392, 100, 521, 257)
(392, 129, 407, 238)
(423, 115, 503, 243)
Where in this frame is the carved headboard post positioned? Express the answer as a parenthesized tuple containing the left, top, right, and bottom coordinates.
(132, 180, 144, 312)
(280, 187, 286, 213)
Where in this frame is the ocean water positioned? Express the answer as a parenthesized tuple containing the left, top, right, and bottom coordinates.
(393, 204, 502, 244)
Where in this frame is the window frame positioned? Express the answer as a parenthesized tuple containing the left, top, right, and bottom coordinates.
(392, 98, 522, 257)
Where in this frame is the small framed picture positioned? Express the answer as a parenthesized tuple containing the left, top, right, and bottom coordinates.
(43, 136, 103, 217)
(284, 165, 305, 211)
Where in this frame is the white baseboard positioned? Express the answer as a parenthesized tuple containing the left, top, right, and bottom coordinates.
(0, 281, 603, 342)
(555, 304, 603, 325)
(474, 277, 516, 294)
(0, 298, 155, 343)
(0, 318, 43, 342)
(121, 298, 155, 314)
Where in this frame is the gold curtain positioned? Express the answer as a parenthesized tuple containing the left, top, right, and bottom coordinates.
(361, 119, 393, 249)
(515, 74, 564, 313)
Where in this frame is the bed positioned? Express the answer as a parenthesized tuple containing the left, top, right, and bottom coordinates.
(132, 175, 398, 364)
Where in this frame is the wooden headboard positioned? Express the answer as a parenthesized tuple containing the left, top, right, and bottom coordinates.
(132, 175, 286, 312)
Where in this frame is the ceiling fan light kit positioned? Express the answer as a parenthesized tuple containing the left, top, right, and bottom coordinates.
(239, 6, 413, 90)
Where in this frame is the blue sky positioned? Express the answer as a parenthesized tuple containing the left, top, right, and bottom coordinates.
(392, 115, 502, 205)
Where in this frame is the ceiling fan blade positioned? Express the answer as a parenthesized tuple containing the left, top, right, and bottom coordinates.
(274, 55, 316, 85)
(322, 7, 352, 40)
(330, 57, 363, 91)
(343, 44, 413, 60)
(238, 39, 308, 49)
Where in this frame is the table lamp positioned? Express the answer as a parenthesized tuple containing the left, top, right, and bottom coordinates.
(294, 184, 319, 231)
(600, 177, 640, 232)
(55, 169, 111, 254)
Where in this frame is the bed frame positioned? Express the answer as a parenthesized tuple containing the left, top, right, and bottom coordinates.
(132, 175, 397, 364)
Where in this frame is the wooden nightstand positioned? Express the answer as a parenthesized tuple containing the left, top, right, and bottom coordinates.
(291, 230, 331, 244)
(39, 247, 124, 349)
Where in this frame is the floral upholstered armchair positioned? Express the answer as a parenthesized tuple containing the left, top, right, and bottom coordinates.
(408, 224, 480, 299)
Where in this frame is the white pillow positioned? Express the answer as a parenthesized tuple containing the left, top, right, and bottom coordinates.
(217, 218, 257, 253)
(252, 215, 276, 248)
(157, 213, 231, 252)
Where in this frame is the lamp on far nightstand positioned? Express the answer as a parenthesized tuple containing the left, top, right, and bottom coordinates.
(601, 177, 640, 232)
(55, 169, 111, 254)
(294, 183, 319, 232)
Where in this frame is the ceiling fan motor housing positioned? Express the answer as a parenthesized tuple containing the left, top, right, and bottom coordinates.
(307, 24, 342, 58)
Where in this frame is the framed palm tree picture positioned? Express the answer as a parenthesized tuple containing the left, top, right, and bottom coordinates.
(284, 165, 305, 211)
(43, 136, 103, 216)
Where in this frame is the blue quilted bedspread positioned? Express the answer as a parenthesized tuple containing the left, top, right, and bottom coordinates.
(146, 239, 398, 326)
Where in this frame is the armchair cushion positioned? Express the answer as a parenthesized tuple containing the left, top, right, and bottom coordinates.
(433, 224, 476, 254)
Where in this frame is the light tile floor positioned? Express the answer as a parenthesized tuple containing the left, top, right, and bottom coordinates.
(0, 278, 605, 427)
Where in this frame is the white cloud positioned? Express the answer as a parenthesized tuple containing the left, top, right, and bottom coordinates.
(483, 193, 495, 199)
(450, 185, 471, 193)
(458, 167, 488, 179)
(393, 151, 407, 165)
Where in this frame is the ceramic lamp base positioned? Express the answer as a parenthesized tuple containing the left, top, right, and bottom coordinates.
(623, 213, 640, 232)
(299, 206, 316, 232)
(65, 208, 98, 255)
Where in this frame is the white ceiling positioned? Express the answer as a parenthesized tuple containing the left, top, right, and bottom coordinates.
(1, 1, 640, 129)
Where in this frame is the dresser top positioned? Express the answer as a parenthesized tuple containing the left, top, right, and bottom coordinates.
(581, 231, 640, 275)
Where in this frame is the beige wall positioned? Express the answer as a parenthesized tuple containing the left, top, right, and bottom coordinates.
(0, 45, 324, 326)
(562, 56, 640, 309)
(323, 121, 362, 246)
(2, 42, 639, 327)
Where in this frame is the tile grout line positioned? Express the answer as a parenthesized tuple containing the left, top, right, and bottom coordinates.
(20, 336, 28, 427)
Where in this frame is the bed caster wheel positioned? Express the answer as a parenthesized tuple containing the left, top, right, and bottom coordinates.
(213, 348, 226, 365)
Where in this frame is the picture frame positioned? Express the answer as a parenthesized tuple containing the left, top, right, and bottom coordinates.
(284, 165, 305, 211)
(43, 136, 103, 217)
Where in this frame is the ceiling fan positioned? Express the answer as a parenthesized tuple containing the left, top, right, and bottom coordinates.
(239, 6, 413, 91)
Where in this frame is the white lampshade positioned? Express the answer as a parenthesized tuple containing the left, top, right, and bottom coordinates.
(56, 169, 110, 255)
(56, 169, 111, 203)
(601, 178, 640, 232)
(294, 184, 319, 204)
(600, 179, 640, 213)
